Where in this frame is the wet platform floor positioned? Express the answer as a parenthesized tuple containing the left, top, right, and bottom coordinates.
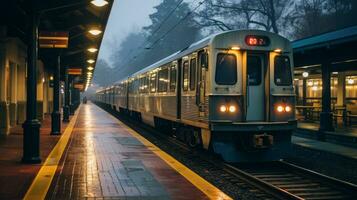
(45, 103, 213, 200)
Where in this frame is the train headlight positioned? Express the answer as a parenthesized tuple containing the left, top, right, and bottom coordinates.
(220, 105, 227, 112)
(229, 105, 236, 113)
(277, 105, 284, 113)
(285, 105, 292, 112)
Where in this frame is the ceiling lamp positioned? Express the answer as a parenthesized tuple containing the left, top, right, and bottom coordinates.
(87, 72, 93, 75)
(302, 72, 309, 78)
(88, 66, 94, 70)
(88, 47, 98, 53)
(87, 59, 95, 64)
(91, 0, 108, 7)
(88, 28, 102, 36)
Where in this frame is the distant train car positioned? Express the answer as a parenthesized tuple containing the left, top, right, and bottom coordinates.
(96, 30, 296, 162)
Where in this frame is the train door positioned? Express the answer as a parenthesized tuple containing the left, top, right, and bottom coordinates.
(246, 54, 266, 121)
(197, 51, 208, 114)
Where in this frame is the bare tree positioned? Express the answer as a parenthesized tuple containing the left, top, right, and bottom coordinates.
(195, 0, 294, 35)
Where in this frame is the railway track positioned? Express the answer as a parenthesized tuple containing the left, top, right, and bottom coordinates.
(99, 104, 357, 200)
(227, 161, 357, 200)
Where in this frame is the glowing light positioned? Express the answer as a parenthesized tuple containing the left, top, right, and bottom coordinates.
(274, 48, 282, 53)
(91, 0, 108, 7)
(88, 29, 102, 36)
(87, 72, 93, 75)
(277, 105, 284, 112)
(229, 105, 236, 113)
(231, 46, 240, 50)
(312, 86, 318, 91)
(87, 66, 94, 70)
(285, 106, 291, 112)
(302, 72, 309, 78)
(87, 59, 95, 64)
(348, 79, 354, 84)
(307, 81, 313, 86)
(87, 47, 98, 53)
(50, 76, 54, 81)
(220, 105, 227, 112)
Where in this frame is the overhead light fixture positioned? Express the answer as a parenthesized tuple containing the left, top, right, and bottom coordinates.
(274, 48, 282, 53)
(87, 72, 93, 75)
(88, 66, 94, 70)
(91, 0, 108, 7)
(302, 72, 309, 78)
(88, 28, 102, 36)
(87, 59, 95, 64)
(231, 46, 240, 50)
(87, 47, 98, 53)
(348, 78, 354, 84)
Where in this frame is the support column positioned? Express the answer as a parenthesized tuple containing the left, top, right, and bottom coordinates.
(51, 56, 61, 135)
(69, 79, 74, 115)
(319, 61, 334, 138)
(302, 78, 307, 119)
(62, 68, 70, 122)
(22, 5, 41, 163)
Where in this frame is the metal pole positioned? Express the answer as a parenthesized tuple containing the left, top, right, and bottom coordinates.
(63, 68, 70, 122)
(22, 3, 41, 163)
(319, 61, 334, 138)
(69, 79, 74, 115)
(51, 55, 61, 135)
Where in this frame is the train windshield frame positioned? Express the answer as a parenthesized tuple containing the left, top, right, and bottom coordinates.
(215, 53, 237, 85)
(274, 55, 292, 86)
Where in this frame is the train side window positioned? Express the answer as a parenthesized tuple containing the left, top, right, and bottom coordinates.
(215, 53, 237, 85)
(145, 76, 149, 93)
(150, 72, 157, 93)
(274, 56, 292, 86)
(190, 58, 196, 91)
(139, 77, 145, 93)
(169, 65, 177, 92)
(183, 61, 189, 91)
(158, 67, 168, 92)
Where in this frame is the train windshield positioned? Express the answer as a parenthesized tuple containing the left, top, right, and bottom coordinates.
(215, 53, 237, 85)
(274, 56, 292, 86)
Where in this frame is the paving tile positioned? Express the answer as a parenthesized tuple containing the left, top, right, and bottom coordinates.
(45, 103, 208, 199)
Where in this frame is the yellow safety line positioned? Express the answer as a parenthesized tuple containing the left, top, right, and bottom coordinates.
(23, 108, 80, 200)
(108, 113, 232, 200)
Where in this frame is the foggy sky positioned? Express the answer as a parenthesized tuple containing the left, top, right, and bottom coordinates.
(98, 0, 162, 66)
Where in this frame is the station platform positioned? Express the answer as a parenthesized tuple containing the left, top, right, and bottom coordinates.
(15, 103, 230, 200)
(292, 136, 357, 159)
(0, 114, 71, 199)
(294, 122, 357, 148)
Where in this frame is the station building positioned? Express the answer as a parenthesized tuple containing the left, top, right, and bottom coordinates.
(0, 1, 113, 163)
(293, 25, 357, 133)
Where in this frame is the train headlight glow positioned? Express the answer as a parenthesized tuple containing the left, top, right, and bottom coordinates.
(285, 105, 292, 112)
(229, 105, 236, 113)
(277, 105, 284, 112)
(220, 105, 227, 112)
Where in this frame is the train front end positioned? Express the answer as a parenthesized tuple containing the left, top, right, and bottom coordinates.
(207, 30, 296, 162)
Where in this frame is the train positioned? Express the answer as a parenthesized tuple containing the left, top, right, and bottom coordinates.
(95, 30, 297, 162)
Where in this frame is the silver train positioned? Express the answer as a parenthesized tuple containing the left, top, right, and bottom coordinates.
(96, 30, 296, 162)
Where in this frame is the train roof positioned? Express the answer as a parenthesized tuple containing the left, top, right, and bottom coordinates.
(113, 29, 289, 85)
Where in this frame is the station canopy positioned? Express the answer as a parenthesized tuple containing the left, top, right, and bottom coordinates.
(0, 0, 113, 90)
(293, 25, 357, 72)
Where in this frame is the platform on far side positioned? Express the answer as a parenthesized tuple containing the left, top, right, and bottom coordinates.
(292, 136, 357, 159)
(39, 103, 230, 200)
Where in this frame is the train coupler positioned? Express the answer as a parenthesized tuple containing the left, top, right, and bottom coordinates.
(253, 133, 273, 148)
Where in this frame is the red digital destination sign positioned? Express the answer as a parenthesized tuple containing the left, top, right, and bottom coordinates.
(245, 35, 270, 46)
